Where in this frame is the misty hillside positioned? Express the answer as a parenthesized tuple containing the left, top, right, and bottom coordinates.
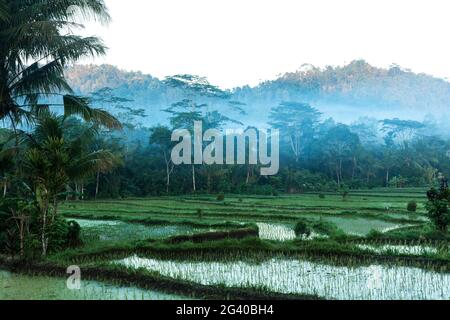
(65, 61, 450, 127)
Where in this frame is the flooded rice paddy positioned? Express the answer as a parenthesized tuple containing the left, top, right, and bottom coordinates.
(256, 223, 296, 241)
(115, 255, 450, 300)
(0, 270, 187, 300)
(71, 219, 208, 243)
(356, 244, 444, 256)
(256, 223, 328, 241)
(295, 215, 409, 236)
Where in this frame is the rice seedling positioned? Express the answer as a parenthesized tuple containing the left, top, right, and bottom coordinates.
(256, 223, 296, 241)
(115, 255, 450, 300)
(355, 244, 443, 256)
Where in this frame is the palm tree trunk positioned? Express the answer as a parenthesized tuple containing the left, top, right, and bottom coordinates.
(52, 197, 58, 223)
(207, 171, 211, 193)
(246, 166, 250, 184)
(95, 170, 100, 199)
(19, 222, 24, 257)
(386, 168, 390, 187)
(3, 180, 6, 197)
(336, 164, 340, 188)
(192, 165, 196, 192)
(75, 183, 79, 200)
(41, 206, 48, 256)
(166, 162, 170, 194)
(351, 157, 357, 181)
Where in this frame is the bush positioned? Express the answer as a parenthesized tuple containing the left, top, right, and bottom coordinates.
(311, 219, 343, 238)
(426, 185, 450, 232)
(67, 220, 82, 247)
(0, 198, 40, 256)
(367, 229, 384, 239)
(294, 220, 311, 237)
(0, 198, 82, 256)
(197, 208, 203, 218)
(407, 201, 417, 212)
(340, 185, 349, 201)
(318, 193, 325, 199)
(217, 193, 225, 201)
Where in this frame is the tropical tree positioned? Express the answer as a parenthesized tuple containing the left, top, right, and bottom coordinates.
(380, 118, 425, 147)
(426, 177, 450, 233)
(0, 0, 120, 131)
(163, 75, 234, 192)
(150, 125, 175, 193)
(0, 130, 15, 196)
(269, 102, 321, 162)
(322, 125, 360, 188)
(21, 113, 115, 255)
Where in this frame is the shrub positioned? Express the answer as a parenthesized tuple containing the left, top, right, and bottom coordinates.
(426, 184, 450, 232)
(67, 220, 82, 247)
(0, 198, 40, 256)
(294, 220, 311, 237)
(367, 229, 384, 239)
(318, 193, 325, 199)
(311, 219, 344, 238)
(340, 185, 349, 201)
(217, 193, 225, 201)
(197, 208, 203, 218)
(0, 198, 82, 256)
(407, 201, 417, 212)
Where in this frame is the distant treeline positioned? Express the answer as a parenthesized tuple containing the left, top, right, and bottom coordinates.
(2, 102, 442, 199)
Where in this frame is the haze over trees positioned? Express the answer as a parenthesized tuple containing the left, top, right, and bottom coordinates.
(64, 62, 450, 133)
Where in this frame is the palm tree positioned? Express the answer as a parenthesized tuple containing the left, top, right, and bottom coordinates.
(0, 0, 121, 130)
(21, 112, 116, 255)
(0, 132, 15, 196)
(0, 1, 7, 22)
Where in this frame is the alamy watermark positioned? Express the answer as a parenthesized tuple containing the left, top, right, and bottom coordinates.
(66, 265, 81, 290)
(171, 121, 280, 175)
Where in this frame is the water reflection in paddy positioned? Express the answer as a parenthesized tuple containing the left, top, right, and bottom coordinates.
(0, 270, 188, 300)
(116, 255, 450, 300)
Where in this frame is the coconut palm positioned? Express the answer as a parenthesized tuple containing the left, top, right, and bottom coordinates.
(0, 1, 7, 22)
(21, 112, 116, 255)
(0, 0, 120, 130)
(0, 133, 15, 197)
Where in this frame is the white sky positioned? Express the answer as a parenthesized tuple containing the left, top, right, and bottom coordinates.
(81, 0, 450, 89)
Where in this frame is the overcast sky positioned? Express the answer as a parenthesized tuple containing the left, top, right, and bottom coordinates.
(81, 0, 450, 88)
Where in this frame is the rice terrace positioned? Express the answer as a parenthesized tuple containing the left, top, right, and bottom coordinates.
(1, 189, 449, 300)
(0, 0, 450, 304)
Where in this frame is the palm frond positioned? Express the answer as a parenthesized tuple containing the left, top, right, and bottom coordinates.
(11, 60, 72, 97)
(14, 0, 111, 24)
(33, 113, 65, 142)
(0, 0, 8, 23)
(67, 149, 115, 179)
(63, 95, 122, 129)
